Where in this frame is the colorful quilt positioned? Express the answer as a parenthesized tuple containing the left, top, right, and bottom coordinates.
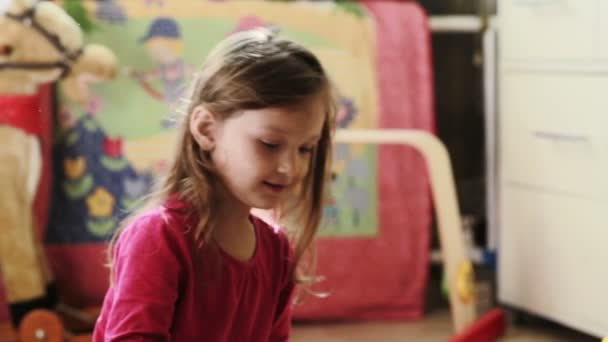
(1, 0, 434, 322)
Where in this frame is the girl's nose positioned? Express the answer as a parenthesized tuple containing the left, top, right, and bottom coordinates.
(277, 151, 298, 177)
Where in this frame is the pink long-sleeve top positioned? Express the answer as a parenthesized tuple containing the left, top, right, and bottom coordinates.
(93, 197, 295, 341)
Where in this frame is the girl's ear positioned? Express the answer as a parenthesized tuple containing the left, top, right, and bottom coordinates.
(189, 105, 216, 151)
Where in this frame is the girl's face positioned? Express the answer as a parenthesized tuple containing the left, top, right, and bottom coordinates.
(210, 102, 325, 211)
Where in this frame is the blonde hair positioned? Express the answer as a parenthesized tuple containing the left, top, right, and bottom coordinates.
(110, 28, 336, 286)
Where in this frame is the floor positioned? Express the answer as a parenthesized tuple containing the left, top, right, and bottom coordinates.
(291, 310, 599, 342)
(1, 309, 599, 341)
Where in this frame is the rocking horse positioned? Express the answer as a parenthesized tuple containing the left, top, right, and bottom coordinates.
(0, 0, 117, 340)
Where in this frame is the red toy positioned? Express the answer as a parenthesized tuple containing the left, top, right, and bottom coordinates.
(450, 309, 507, 342)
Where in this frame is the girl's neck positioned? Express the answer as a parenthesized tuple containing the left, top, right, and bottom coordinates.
(215, 202, 250, 233)
(211, 186, 257, 262)
(214, 185, 251, 228)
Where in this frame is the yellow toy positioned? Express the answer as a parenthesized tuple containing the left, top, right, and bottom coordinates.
(0, 0, 117, 332)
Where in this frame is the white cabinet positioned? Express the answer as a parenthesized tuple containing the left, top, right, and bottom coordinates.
(500, 0, 597, 62)
(500, 73, 608, 198)
(499, 188, 608, 337)
(497, 0, 608, 338)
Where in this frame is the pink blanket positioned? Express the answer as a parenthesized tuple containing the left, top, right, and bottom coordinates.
(292, 1, 435, 320)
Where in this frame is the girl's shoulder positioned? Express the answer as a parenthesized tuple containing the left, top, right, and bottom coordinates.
(115, 204, 193, 254)
(110, 206, 191, 290)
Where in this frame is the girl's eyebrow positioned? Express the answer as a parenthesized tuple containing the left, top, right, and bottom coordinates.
(261, 126, 320, 142)
(263, 126, 288, 134)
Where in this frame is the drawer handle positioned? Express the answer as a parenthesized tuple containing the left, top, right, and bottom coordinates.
(532, 131, 589, 143)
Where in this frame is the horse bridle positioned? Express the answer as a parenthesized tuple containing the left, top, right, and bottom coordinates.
(0, 2, 84, 78)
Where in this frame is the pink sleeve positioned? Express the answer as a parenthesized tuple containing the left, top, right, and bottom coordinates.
(100, 214, 184, 341)
(270, 234, 296, 342)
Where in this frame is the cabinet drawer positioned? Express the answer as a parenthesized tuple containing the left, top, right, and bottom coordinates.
(500, 73, 608, 198)
(498, 187, 608, 337)
(499, 0, 598, 62)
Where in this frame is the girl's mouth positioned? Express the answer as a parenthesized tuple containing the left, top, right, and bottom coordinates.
(263, 181, 286, 193)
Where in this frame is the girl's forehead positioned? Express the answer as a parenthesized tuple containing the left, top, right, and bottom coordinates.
(237, 105, 325, 135)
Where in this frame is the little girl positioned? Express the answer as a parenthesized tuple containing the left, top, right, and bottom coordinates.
(93, 28, 335, 341)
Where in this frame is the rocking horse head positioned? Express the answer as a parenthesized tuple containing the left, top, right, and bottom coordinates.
(0, 0, 117, 100)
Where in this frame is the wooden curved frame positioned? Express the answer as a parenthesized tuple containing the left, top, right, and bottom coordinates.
(335, 129, 476, 333)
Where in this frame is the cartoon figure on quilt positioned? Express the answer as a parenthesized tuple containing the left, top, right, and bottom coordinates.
(0, 0, 117, 326)
(95, 0, 128, 25)
(323, 96, 372, 230)
(129, 17, 193, 128)
(47, 102, 154, 243)
(323, 172, 340, 226)
(343, 159, 370, 227)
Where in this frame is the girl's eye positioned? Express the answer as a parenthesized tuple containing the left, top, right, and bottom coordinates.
(261, 140, 281, 150)
(299, 146, 315, 154)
